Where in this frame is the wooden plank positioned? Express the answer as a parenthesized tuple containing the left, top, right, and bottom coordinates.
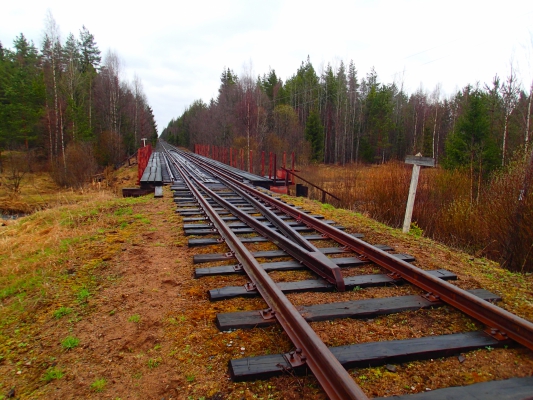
(216, 289, 500, 330)
(183, 214, 324, 222)
(229, 331, 508, 381)
(194, 246, 351, 264)
(195, 252, 413, 277)
(208, 269, 456, 300)
(184, 220, 326, 230)
(174, 198, 249, 205)
(374, 377, 533, 400)
(186, 225, 335, 236)
(405, 154, 435, 167)
(176, 206, 307, 216)
(177, 206, 256, 214)
(188, 233, 365, 247)
(173, 192, 238, 198)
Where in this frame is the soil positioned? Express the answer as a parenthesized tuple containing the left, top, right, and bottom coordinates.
(1, 179, 533, 399)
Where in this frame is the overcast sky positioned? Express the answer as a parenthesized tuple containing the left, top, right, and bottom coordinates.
(2, 0, 533, 134)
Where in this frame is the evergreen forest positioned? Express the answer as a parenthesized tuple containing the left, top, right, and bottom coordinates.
(0, 14, 157, 186)
(161, 58, 533, 271)
(161, 58, 531, 174)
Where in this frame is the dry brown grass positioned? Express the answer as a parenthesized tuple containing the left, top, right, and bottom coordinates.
(299, 161, 533, 272)
(0, 151, 138, 215)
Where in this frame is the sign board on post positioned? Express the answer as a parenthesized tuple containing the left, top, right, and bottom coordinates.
(403, 153, 435, 233)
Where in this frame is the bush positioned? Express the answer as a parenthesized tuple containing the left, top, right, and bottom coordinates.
(50, 142, 98, 188)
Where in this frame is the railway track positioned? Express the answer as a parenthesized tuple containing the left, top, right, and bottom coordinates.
(157, 141, 533, 399)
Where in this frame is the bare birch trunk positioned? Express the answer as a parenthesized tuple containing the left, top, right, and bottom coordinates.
(60, 106, 66, 172)
(52, 56, 59, 161)
(432, 106, 438, 160)
(525, 83, 533, 156)
(503, 115, 509, 166)
(412, 110, 418, 152)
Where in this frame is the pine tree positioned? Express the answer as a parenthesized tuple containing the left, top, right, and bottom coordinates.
(305, 109, 324, 162)
(443, 87, 500, 202)
(79, 26, 101, 73)
(2, 34, 44, 148)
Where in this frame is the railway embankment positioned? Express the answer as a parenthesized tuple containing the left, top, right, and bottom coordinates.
(1, 162, 532, 399)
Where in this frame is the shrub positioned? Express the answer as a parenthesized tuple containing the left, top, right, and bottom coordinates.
(50, 142, 98, 188)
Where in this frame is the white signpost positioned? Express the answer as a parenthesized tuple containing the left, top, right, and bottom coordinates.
(403, 153, 435, 233)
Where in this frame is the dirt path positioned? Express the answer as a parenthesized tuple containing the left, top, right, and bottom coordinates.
(33, 191, 183, 398)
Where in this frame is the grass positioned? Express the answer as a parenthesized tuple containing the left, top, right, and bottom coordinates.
(42, 367, 64, 382)
(0, 161, 162, 397)
(61, 336, 80, 350)
(53, 307, 73, 319)
(128, 314, 141, 323)
(147, 357, 161, 369)
(76, 288, 90, 303)
(90, 378, 107, 392)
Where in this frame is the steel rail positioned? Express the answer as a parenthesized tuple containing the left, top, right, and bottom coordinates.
(205, 173, 346, 290)
(179, 148, 533, 352)
(166, 146, 345, 289)
(166, 150, 368, 400)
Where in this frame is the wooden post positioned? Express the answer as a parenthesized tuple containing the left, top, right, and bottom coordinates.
(291, 152, 295, 171)
(249, 150, 253, 173)
(273, 153, 277, 184)
(261, 151, 265, 177)
(268, 152, 272, 179)
(403, 154, 435, 233)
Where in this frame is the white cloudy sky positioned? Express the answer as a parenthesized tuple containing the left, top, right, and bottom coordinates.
(2, 0, 533, 134)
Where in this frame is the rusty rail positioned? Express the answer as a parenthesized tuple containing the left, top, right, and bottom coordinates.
(166, 149, 368, 400)
(183, 149, 533, 353)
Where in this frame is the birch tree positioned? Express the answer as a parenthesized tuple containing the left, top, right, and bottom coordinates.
(43, 11, 64, 167)
(500, 64, 520, 165)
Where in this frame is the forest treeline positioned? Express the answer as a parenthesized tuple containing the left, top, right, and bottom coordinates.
(161, 57, 532, 178)
(161, 57, 533, 271)
(0, 13, 157, 186)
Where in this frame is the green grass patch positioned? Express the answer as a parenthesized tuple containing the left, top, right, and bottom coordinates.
(147, 357, 161, 369)
(53, 307, 73, 319)
(76, 287, 90, 303)
(133, 214, 151, 224)
(90, 378, 107, 392)
(42, 367, 64, 382)
(128, 314, 141, 323)
(0, 274, 43, 301)
(114, 207, 133, 216)
(61, 336, 80, 350)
